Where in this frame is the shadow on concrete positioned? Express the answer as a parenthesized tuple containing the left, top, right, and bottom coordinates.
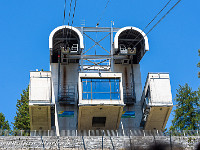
(125, 142, 184, 150)
(196, 143, 200, 150)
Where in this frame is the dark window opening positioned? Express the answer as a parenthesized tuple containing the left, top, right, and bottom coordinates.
(117, 29, 145, 64)
(92, 117, 106, 127)
(51, 107, 55, 127)
(51, 28, 80, 63)
(63, 58, 67, 62)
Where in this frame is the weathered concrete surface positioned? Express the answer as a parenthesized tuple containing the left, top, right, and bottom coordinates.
(0, 136, 199, 150)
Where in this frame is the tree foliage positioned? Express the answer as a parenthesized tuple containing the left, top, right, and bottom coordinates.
(197, 49, 200, 78)
(12, 86, 30, 130)
(0, 112, 10, 130)
(169, 84, 200, 131)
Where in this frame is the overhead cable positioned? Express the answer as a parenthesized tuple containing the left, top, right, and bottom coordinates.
(96, 0, 111, 27)
(71, 0, 77, 26)
(63, 0, 67, 25)
(133, 0, 182, 49)
(129, 0, 172, 42)
(68, 0, 73, 26)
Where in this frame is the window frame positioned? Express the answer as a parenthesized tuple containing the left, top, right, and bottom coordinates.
(81, 78, 121, 100)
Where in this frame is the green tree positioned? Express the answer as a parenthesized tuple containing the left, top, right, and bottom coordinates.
(169, 84, 200, 131)
(12, 86, 30, 131)
(0, 112, 10, 130)
(197, 49, 200, 78)
(197, 87, 200, 126)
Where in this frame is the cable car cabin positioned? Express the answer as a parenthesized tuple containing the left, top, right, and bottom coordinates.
(78, 73, 125, 130)
(140, 73, 173, 130)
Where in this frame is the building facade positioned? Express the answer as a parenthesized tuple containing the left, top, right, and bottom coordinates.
(29, 26, 173, 136)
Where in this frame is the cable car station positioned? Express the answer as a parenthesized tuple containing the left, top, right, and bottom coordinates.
(29, 25, 173, 136)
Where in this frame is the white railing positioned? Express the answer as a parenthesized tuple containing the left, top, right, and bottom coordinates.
(0, 129, 199, 136)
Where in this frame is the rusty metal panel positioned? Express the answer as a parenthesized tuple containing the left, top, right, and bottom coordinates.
(144, 106, 172, 130)
(78, 106, 123, 130)
(29, 106, 51, 130)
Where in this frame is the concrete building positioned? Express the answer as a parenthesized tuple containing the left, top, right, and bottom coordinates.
(29, 25, 173, 136)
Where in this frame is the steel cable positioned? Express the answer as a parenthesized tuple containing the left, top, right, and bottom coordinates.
(133, 0, 182, 49)
(71, 0, 77, 26)
(128, 0, 172, 44)
(96, 0, 111, 27)
(68, 0, 73, 26)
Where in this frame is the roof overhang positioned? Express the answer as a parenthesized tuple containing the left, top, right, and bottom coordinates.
(114, 26, 149, 51)
(49, 25, 84, 50)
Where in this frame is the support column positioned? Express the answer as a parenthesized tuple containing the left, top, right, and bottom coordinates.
(81, 27, 84, 72)
(110, 22, 114, 72)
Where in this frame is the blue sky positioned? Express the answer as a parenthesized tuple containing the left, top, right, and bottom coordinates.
(0, 0, 199, 129)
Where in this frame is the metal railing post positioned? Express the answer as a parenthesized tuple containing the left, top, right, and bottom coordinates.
(170, 132, 172, 150)
(143, 130, 145, 137)
(110, 136, 115, 150)
(82, 136, 86, 150)
(102, 130, 104, 150)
